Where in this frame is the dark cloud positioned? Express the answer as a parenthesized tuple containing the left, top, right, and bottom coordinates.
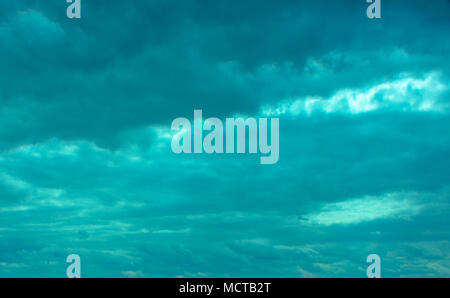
(0, 0, 449, 277)
(0, 0, 449, 148)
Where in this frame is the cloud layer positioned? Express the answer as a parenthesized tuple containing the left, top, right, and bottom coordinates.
(0, 0, 449, 277)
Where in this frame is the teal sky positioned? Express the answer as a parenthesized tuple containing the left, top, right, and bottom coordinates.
(0, 0, 449, 277)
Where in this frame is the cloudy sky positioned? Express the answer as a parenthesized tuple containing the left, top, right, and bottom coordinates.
(0, 0, 449, 277)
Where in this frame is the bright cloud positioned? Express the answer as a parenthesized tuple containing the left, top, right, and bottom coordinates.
(262, 72, 449, 116)
(304, 192, 424, 226)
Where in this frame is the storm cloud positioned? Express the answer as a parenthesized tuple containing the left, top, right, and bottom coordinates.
(0, 0, 449, 277)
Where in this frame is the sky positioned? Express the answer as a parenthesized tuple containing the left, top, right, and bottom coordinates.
(0, 0, 449, 277)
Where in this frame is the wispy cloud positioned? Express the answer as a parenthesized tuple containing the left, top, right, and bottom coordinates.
(303, 192, 424, 226)
(262, 72, 448, 116)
